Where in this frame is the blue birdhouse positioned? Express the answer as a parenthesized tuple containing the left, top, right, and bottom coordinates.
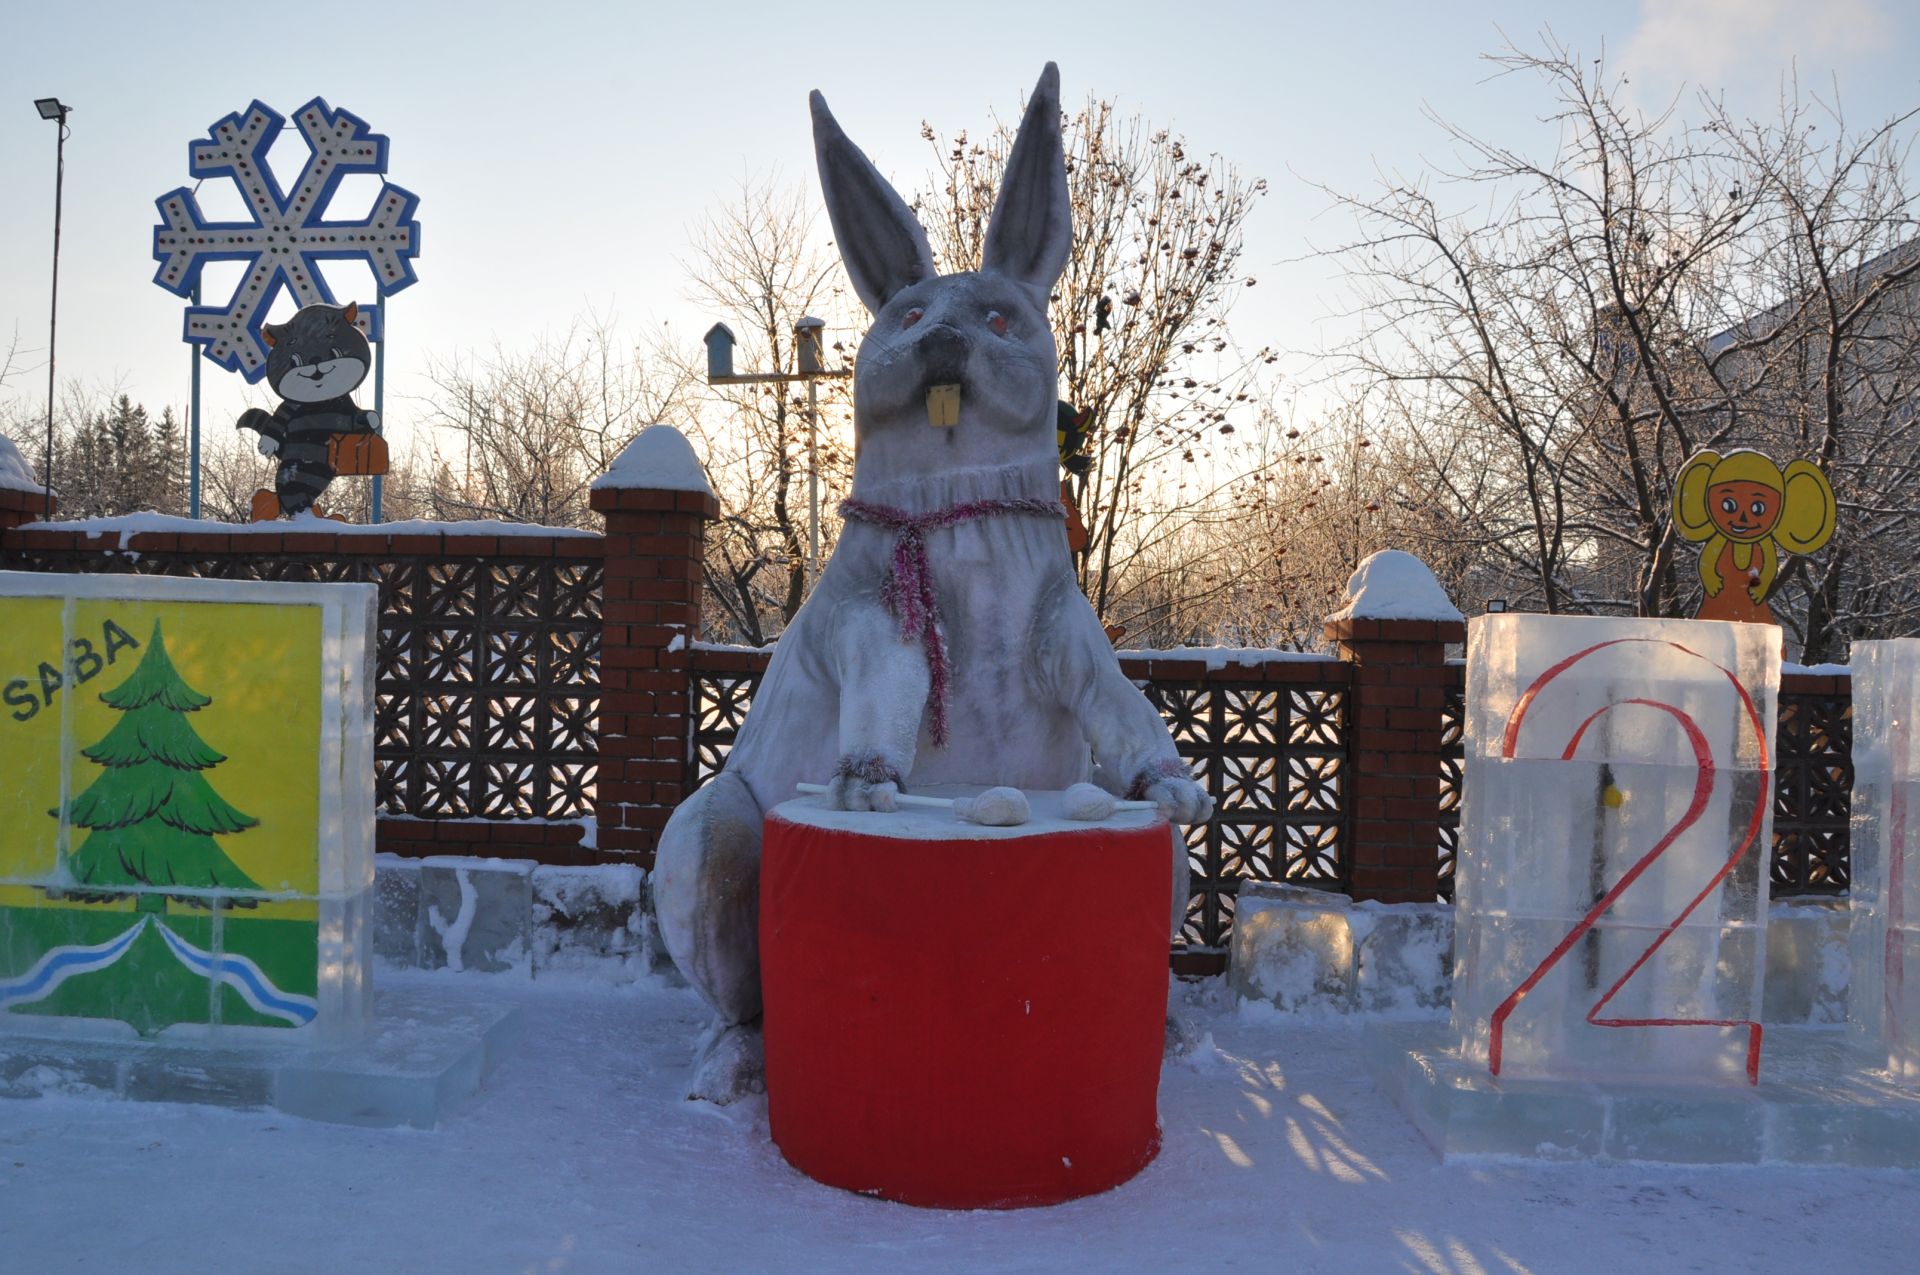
(705, 323, 736, 380)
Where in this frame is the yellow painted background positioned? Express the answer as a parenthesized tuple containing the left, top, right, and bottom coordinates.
(0, 597, 322, 920)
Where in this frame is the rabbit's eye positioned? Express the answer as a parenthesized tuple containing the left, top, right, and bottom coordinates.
(988, 311, 1009, 336)
(288, 354, 306, 367)
(902, 308, 923, 329)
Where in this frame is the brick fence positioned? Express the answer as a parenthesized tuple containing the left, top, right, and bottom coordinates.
(0, 467, 1853, 964)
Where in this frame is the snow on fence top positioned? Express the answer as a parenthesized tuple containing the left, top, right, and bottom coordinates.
(1325, 549, 1464, 624)
(0, 435, 45, 494)
(1116, 646, 1340, 669)
(1783, 661, 1850, 677)
(592, 425, 715, 496)
(690, 639, 1338, 668)
(20, 511, 598, 550)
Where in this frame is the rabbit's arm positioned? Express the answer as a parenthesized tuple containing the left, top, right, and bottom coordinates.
(1037, 579, 1214, 825)
(824, 598, 930, 811)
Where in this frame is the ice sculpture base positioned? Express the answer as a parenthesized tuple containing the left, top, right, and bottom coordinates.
(0, 984, 519, 1129)
(1368, 1020, 1920, 1167)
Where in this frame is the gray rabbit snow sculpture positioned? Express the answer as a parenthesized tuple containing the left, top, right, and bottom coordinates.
(652, 63, 1214, 1104)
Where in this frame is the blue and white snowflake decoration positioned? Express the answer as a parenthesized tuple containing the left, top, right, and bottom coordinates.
(151, 97, 421, 382)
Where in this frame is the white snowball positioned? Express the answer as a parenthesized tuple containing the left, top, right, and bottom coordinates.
(1062, 782, 1118, 821)
(953, 786, 1030, 827)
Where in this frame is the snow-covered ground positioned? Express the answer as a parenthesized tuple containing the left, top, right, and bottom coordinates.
(2, 970, 1913, 1274)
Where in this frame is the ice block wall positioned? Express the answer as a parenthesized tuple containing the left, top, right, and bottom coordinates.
(1453, 615, 1780, 1085)
(0, 572, 376, 1044)
(1848, 640, 1919, 1085)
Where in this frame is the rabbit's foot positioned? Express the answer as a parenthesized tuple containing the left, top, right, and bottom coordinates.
(825, 751, 903, 812)
(1165, 1010, 1206, 1059)
(1128, 759, 1215, 825)
(688, 1020, 765, 1106)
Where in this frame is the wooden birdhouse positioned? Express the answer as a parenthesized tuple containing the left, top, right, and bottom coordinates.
(795, 315, 826, 375)
(704, 323, 736, 380)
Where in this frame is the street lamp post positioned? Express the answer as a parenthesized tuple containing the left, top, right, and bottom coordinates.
(704, 316, 851, 588)
(34, 96, 69, 521)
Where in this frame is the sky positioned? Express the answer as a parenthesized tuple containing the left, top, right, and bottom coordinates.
(0, 0, 1914, 497)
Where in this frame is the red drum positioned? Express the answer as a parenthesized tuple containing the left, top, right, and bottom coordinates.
(760, 791, 1171, 1209)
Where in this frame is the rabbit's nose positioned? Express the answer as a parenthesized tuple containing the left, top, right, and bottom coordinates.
(915, 323, 972, 375)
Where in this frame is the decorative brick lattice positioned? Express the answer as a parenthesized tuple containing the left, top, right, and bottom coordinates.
(691, 656, 762, 787)
(1137, 670, 1350, 949)
(380, 558, 602, 821)
(1438, 670, 1465, 902)
(1772, 676, 1852, 894)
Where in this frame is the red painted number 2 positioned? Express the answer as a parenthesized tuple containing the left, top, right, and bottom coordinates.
(1486, 639, 1771, 1085)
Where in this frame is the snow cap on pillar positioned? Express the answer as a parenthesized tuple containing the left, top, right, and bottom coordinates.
(0, 435, 56, 524)
(591, 424, 718, 521)
(1325, 549, 1464, 626)
(0, 436, 47, 494)
(594, 425, 715, 496)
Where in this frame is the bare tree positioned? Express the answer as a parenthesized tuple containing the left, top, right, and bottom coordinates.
(0, 328, 22, 392)
(415, 314, 698, 528)
(679, 177, 859, 644)
(1706, 94, 1920, 657)
(1323, 38, 1920, 657)
(913, 96, 1276, 633)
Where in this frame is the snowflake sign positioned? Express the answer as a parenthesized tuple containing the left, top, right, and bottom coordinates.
(151, 97, 421, 382)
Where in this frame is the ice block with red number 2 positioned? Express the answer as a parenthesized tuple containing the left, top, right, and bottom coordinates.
(1452, 615, 1780, 1086)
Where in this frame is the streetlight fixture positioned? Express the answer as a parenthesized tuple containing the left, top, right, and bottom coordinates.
(704, 317, 851, 588)
(34, 96, 70, 521)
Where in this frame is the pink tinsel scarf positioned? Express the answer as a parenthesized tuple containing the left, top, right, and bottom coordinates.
(838, 495, 1066, 748)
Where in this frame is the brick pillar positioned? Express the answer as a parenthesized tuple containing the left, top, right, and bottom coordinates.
(1324, 616, 1465, 904)
(589, 436, 717, 866)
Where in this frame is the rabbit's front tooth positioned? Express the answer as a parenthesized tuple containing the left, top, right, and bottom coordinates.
(926, 384, 962, 428)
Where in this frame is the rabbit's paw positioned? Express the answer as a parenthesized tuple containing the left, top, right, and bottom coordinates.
(1128, 759, 1214, 825)
(825, 752, 903, 812)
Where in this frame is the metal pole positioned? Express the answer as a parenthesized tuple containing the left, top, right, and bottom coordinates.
(371, 302, 385, 524)
(189, 280, 202, 518)
(806, 374, 819, 587)
(42, 108, 67, 522)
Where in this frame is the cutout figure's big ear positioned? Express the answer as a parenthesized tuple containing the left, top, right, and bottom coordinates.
(262, 325, 280, 348)
(811, 90, 936, 314)
(343, 301, 358, 325)
(1777, 461, 1837, 555)
(982, 63, 1070, 296)
(1673, 450, 1720, 542)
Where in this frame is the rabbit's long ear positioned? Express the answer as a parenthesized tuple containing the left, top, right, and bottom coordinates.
(811, 90, 936, 314)
(982, 63, 1070, 294)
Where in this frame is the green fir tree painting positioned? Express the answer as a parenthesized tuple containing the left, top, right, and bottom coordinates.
(1, 610, 321, 1037)
(56, 620, 261, 910)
